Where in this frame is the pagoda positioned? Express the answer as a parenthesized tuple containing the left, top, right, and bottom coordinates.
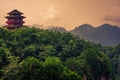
(5, 9, 25, 29)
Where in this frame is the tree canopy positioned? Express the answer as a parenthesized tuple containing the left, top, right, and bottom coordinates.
(0, 27, 119, 80)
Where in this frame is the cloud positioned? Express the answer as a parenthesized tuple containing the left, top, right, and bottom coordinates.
(40, 5, 62, 24)
(103, 7, 120, 25)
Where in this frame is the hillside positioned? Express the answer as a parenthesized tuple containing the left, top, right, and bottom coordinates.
(0, 27, 119, 80)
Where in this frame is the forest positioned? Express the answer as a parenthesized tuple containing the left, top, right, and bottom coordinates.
(0, 27, 120, 80)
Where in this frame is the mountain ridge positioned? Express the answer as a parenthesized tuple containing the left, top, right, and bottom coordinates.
(48, 23, 120, 46)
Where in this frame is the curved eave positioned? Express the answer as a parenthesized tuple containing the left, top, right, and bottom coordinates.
(6, 21, 25, 24)
(5, 16, 26, 19)
(7, 11, 23, 15)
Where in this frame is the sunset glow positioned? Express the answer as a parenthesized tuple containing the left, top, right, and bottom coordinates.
(0, 0, 120, 30)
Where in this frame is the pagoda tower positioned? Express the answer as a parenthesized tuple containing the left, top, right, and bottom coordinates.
(5, 9, 25, 29)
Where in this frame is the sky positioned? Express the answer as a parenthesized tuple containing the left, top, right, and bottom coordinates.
(0, 0, 120, 30)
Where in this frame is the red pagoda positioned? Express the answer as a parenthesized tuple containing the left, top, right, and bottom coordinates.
(5, 9, 25, 29)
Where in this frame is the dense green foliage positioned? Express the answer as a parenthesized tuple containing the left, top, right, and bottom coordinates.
(2, 57, 81, 80)
(0, 27, 119, 80)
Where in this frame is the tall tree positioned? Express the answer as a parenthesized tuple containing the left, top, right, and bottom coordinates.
(79, 49, 113, 80)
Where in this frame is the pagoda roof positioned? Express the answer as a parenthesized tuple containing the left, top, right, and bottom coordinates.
(8, 9, 23, 15)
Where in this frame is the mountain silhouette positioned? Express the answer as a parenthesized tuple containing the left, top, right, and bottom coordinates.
(70, 24, 94, 39)
(49, 24, 120, 46)
(48, 27, 67, 32)
(70, 24, 120, 46)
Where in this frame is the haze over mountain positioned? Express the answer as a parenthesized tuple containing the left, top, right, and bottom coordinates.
(48, 24, 120, 46)
(48, 26, 67, 32)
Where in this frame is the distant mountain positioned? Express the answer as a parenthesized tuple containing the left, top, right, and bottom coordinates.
(70, 24, 120, 46)
(33, 23, 120, 46)
(48, 27, 67, 32)
(70, 24, 94, 39)
(29, 24, 44, 29)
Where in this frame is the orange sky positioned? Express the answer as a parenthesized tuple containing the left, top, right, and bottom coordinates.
(0, 0, 120, 30)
